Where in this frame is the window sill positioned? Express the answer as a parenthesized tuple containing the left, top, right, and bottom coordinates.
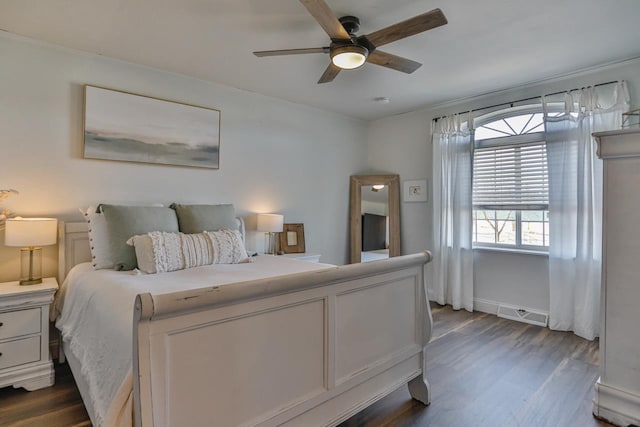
(473, 246, 549, 257)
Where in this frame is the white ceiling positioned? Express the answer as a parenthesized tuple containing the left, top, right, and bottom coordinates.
(1, 0, 640, 120)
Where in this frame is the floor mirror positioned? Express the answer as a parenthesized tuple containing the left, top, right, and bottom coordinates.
(349, 174, 400, 263)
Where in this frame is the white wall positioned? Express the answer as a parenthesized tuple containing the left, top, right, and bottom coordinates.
(0, 33, 368, 282)
(367, 58, 640, 313)
(473, 250, 549, 312)
(367, 111, 432, 257)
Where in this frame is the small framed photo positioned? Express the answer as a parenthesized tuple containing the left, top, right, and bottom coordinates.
(403, 179, 428, 202)
(279, 223, 306, 253)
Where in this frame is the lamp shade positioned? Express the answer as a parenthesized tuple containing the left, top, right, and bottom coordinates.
(257, 214, 284, 233)
(5, 218, 58, 247)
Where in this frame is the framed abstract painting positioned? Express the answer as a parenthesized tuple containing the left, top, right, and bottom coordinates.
(83, 85, 220, 169)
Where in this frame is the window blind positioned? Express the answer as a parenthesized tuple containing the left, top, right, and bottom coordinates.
(473, 141, 548, 210)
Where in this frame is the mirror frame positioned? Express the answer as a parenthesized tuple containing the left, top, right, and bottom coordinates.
(350, 174, 400, 263)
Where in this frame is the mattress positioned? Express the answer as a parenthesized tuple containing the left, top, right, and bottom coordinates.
(55, 256, 333, 427)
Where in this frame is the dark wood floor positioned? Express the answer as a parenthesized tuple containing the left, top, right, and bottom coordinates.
(339, 304, 612, 427)
(0, 304, 613, 427)
(0, 362, 90, 426)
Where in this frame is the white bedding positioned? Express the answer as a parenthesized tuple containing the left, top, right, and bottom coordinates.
(55, 256, 333, 427)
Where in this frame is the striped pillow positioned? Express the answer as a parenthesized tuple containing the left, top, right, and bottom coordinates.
(127, 230, 249, 274)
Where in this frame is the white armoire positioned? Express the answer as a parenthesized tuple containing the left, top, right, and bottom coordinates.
(594, 128, 640, 426)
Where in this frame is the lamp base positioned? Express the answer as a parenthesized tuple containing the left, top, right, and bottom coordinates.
(19, 278, 43, 286)
(19, 247, 43, 286)
(263, 232, 279, 255)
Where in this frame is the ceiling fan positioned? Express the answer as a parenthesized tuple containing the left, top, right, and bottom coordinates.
(253, 0, 447, 84)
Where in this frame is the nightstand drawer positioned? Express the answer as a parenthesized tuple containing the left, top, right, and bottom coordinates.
(0, 308, 41, 341)
(0, 336, 40, 370)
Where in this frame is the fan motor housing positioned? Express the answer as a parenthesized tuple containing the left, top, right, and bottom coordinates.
(338, 16, 360, 35)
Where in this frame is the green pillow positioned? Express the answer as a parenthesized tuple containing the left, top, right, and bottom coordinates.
(101, 205, 179, 271)
(170, 204, 237, 234)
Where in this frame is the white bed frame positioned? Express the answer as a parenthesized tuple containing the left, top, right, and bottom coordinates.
(58, 221, 434, 427)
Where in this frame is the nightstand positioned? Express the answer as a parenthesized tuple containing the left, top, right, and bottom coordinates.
(280, 253, 322, 263)
(0, 277, 57, 391)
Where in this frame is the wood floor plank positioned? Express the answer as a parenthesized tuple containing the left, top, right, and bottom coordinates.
(0, 363, 90, 427)
(339, 307, 610, 427)
(507, 356, 601, 427)
(9, 403, 90, 427)
(429, 302, 487, 340)
(0, 306, 612, 427)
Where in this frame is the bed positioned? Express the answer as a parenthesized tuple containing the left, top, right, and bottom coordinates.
(56, 221, 433, 427)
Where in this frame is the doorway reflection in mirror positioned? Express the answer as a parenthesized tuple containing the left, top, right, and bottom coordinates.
(361, 185, 390, 262)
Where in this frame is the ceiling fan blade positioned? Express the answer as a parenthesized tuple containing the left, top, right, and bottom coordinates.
(318, 63, 341, 84)
(299, 0, 350, 41)
(364, 8, 447, 47)
(254, 47, 329, 57)
(366, 50, 422, 74)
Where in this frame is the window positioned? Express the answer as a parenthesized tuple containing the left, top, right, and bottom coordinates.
(472, 108, 549, 251)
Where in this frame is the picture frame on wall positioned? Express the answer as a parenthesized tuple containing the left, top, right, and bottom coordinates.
(83, 85, 221, 169)
(403, 179, 428, 202)
(279, 223, 306, 254)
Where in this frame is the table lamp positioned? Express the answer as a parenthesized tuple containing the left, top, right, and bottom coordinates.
(5, 218, 58, 285)
(257, 213, 283, 255)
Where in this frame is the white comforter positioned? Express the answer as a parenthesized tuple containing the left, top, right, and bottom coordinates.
(55, 256, 333, 427)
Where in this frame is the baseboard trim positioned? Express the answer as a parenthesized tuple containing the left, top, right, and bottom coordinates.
(473, 298, 499, 315)
(594, 377, 640, 426)
(472, 297, 549, 318)
(428, 296, 550, 319)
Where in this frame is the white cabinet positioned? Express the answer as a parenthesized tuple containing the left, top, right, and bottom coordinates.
(593, 128, 640, 426)
(0, 277, 57, 391)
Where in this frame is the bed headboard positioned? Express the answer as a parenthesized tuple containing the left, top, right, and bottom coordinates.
(58, 221, 91, 283)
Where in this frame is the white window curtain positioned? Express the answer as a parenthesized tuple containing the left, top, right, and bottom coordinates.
(431, 114, 474, 311)
(543, 81, 630, 340)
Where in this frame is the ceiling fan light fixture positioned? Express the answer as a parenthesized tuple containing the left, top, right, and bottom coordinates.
(331, 45, 368, 70)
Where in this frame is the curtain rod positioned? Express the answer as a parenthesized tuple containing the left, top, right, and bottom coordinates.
(433, 80, 621, 122)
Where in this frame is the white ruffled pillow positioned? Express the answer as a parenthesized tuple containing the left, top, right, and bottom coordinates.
(80, 206, 114, 270)
(127, 230, 249, 274)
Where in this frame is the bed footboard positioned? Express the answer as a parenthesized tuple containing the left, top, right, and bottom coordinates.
(133, 251, 433, 427)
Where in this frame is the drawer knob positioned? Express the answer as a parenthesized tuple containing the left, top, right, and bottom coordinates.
(0, 352, 2, 357)
(0, 322, 3, 327)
